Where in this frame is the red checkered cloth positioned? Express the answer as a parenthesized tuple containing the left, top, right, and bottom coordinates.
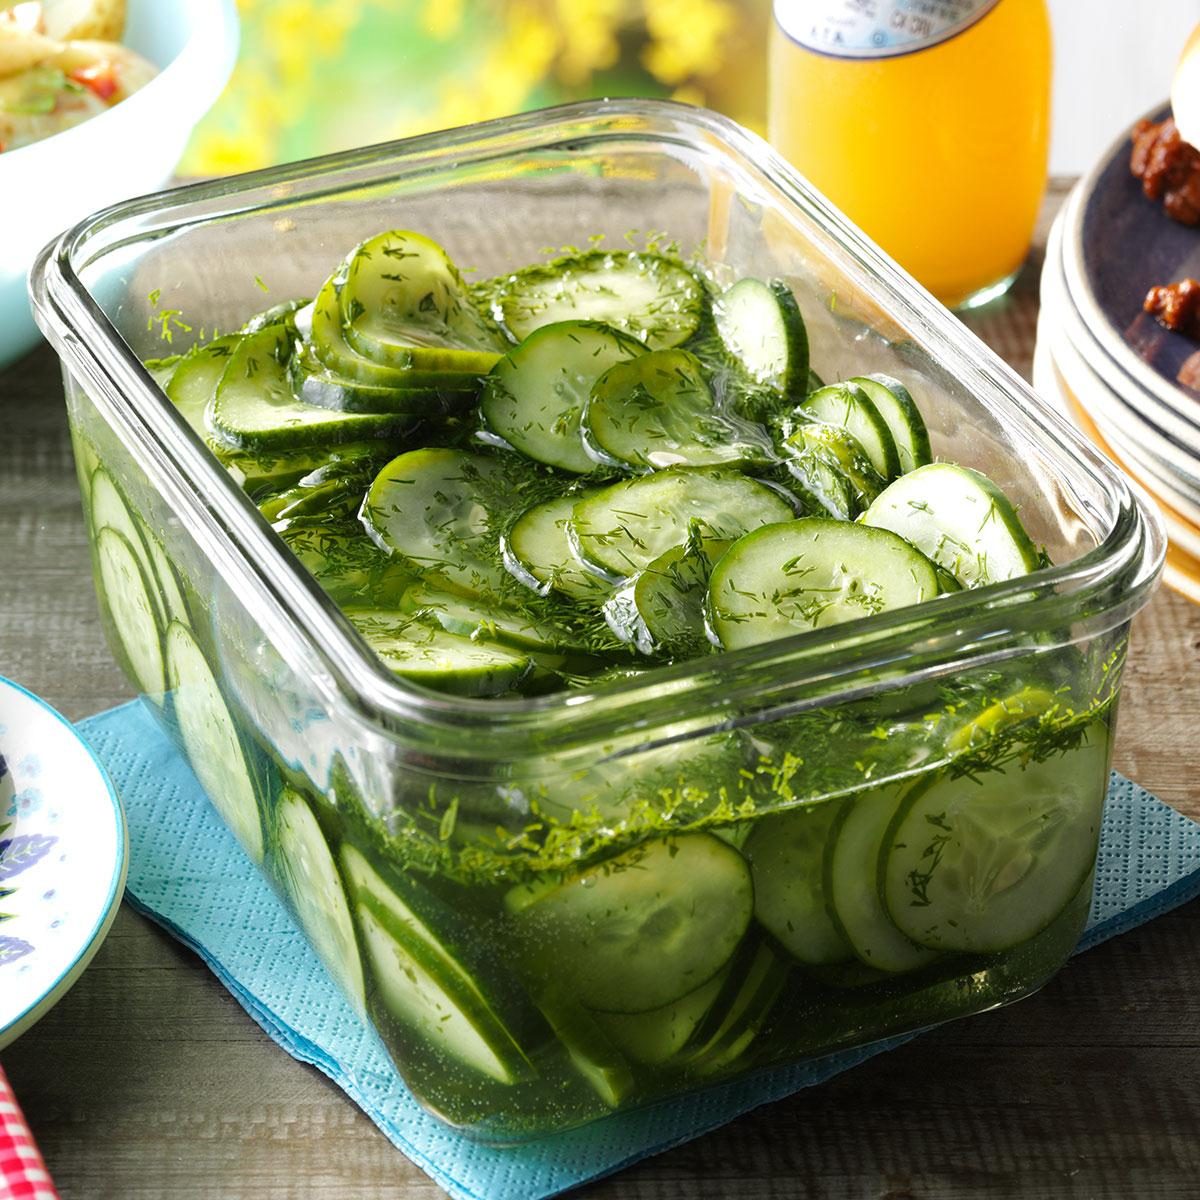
(0, 1067, 58, 1200)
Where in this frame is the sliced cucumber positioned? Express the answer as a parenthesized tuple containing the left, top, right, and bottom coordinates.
(707, 518, 940, 650)
(399, 581, 588, 653)
(165, 335, 241, 437)
(339, 230, 504, 368)
(166, 620, 265, 863)
(305, 275, 445, 389)
(603, 535, 726, 658)
(141, 532, 191, 628)
(342, 843, 532, 1084)
(242, 297, 310, 335)
(583, 348, 774, 470)
(497, 250, 706, 350)
(501, 492, 612, 603)
(881, 724, 1109, 954)
(714, 277, 809, 398)
(861, 462, 1041, 588)
(290, 342, 480, 416)
(537, 987, 634, 1107)
(278, 518, 416, 608)
(89, 469, 166, 629)
(592, 963, 730, 1066)
(849, 374, 931, 475)
(680, 940, 790, 1073)
(800, 382, 900, 480)
(782, 423, 885, 516)
(94, 526, 166, 699)
(210, 327, 416, 451)
(145, 355, 182, 390)
(745, 800, 854, 966)
(345, 609, 531, 697)
(505, 834, 753, 1014)
(826, 783, 940, 974)
(948, 686, 1059, 755)
(571, 468, 794, 579)
(361, 447, 525, 599)
(275, 788, 366, 1015)
(482, 320, 646, 474)
(228, 441, 390, 500)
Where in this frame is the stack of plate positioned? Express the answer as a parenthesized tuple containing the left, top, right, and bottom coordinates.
(1036, 104, 1200, 604)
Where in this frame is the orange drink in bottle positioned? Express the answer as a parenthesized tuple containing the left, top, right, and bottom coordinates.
(769, 0, 1052, 308)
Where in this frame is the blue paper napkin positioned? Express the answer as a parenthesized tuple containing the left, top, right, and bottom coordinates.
(78, 700, 1200, 1200)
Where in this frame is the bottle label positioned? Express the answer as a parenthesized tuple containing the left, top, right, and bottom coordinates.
(775, 0, 1001, 60)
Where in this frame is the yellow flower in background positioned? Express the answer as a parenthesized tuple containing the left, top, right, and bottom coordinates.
(642, 0, 736, 85)
(184, 0, 767, 176)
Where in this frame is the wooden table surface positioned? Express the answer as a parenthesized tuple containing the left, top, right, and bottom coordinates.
(3, 184, 1200, 1199)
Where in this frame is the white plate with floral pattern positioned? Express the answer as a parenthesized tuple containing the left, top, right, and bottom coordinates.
(0, 678, 127, 1048)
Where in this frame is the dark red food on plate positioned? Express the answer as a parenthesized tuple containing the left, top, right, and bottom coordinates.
(1144, 277, 1200, 338)
(1131, 116, 1200, 225)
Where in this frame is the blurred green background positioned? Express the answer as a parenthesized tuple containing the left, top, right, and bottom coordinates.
(183, 0, 768, 174)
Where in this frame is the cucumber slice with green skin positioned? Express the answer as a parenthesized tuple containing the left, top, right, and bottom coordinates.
(210, 328, 416, 451)
(342, 844, 533, 1085)
(399, 581, 590, 653)
(339, 230, 505, 369)
(505, 834, 754, 1014)
(826, 783, 940, 974)
(279, 519, 416, 608)
(713, 278, 809, 399)
(680, 940, 790, 1073)
(800, 382, 901, 480)
(583, 348, 775, 471)
(290, 342, 481, 416)
(361, 447, 533, 600)
(141, 532, 191, 628)
(227, 442, 392, 500)
(304, 277, 437, 389)
(496, 250, 706, 351)
(275, 789, 366, 1015)
(782, 423, 885, 517)
(482, 320, 647, 474)
(947, 686, 1059, 754)
(89, 470, 167, 628)
(166, 620, 265, 863)
(592, 962, 730, 1067)
(241, 297, 310, 335)
(881, 723, 1109, 954)
(571, 468, 794, 580)
(145, 355, 182, 390)
(707, 518, 941, 651)
(94, 526, 167, 700)
(745, 801, 854, 966)
(860, 462, 1041, 589)
(849, 374, 932, 475)
(603, 535, 727, 658)
(501, 492, 613, 603)
(345, 609, 531, 697)
(536, 987, 634, 1107)
(166, 335, 242, 437)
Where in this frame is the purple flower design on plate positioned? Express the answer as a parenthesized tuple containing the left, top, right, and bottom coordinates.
(6, 786, 42, 819)
(0, 833, 57, 881)
(0, 935, 34, 966)
(16, 755, 42, 779)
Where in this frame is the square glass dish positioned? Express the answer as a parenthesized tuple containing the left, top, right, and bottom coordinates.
(31, 100, 1163, 1142)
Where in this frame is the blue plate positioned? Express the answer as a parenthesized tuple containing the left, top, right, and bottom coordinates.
(0, 678, 127, 1048)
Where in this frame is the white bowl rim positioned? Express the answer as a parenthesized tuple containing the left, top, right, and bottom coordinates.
(0, 0, 238, 178)
(0, 676, 128, 1047)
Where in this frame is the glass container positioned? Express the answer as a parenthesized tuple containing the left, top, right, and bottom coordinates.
(30, 100, 1163, 1142)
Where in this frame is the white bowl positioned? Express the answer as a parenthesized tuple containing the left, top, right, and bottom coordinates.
(0, 678, 127, 1048)
(0, 0, 238, 369)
